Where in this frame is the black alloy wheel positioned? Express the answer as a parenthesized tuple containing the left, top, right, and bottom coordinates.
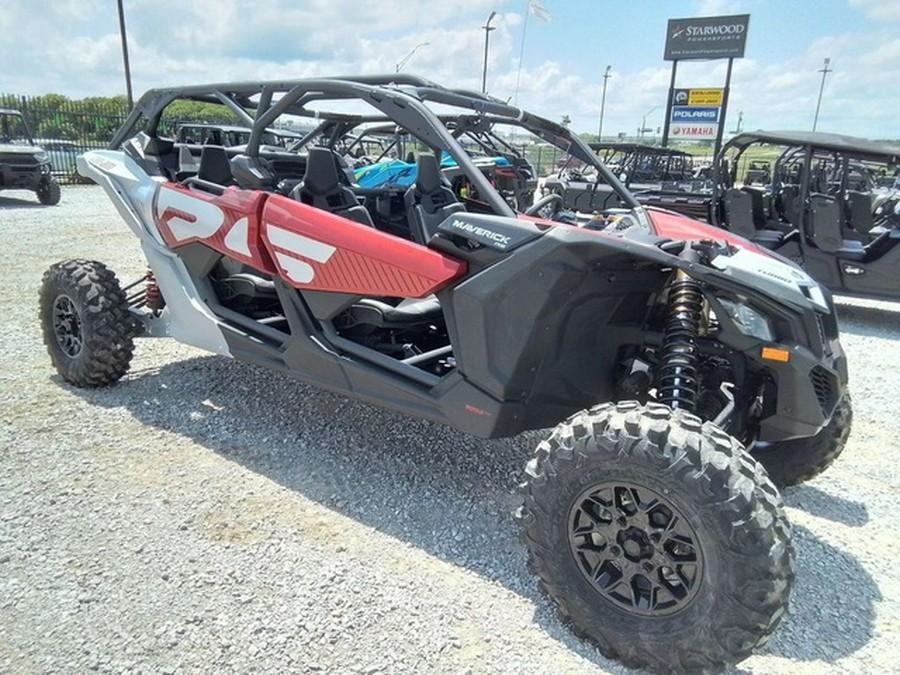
(52, 295, 84, 357)
(39, 259, 136, 387)
(568, 480, 702, 616)
(518, 401, 794, 672)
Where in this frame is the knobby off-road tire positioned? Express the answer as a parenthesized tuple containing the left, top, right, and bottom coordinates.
(518, 401, 793, 673)
(752, 395, 853, 489)
(39, 260, 135, 387)
(37, 178, 61, 205)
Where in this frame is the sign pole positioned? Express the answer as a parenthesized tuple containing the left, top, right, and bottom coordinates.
(116, 0, 134, 109)
(661, 60, 678, 147)
(713, 57, 734, 160)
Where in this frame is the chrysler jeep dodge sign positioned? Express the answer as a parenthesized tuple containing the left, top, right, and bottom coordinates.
(664, 14, 750, 60)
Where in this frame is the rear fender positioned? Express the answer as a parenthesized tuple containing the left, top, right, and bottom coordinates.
(77, 150, 230, 356)
(77, 150, 166, 246)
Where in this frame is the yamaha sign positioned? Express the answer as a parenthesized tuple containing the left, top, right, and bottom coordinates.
(664, 14, 750, 60)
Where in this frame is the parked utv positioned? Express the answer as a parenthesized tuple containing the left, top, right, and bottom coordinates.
(0, 108, 61, 204)
(543, 142, 709, 213)
(40, 76, 850, 672)
(640, 131, 900, 301)
(325, 116, 537, 212)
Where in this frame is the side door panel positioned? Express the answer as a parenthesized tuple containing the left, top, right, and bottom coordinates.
(260, 194, 466, 297)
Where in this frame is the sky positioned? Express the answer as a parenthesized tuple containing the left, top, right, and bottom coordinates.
(2, 0, 898, 140)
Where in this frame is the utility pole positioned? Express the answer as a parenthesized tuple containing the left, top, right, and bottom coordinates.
(481, 11, 497, 93)
(812, 57, 832, 132)
(116, 0, 134, 109)
(597, 65, 611, 140)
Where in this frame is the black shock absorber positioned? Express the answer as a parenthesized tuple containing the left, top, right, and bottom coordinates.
(658, 267, 704, 412)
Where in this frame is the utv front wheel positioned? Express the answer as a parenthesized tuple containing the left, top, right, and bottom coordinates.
(751, 395, 852, 488)
(519, 402, 793, 672)
(37, 178, 61, 205)
(39, 260, 136, 387)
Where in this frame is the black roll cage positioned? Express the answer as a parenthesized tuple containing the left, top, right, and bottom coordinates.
(713, 130, 900, 192)
(109, 74, 639, 214)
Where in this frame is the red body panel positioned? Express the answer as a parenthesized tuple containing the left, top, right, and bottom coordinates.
(261, 195, 466, 297)
(154, 184, 275, 273)
(152, 185, 467, 297)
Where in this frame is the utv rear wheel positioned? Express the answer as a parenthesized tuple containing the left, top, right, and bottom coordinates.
(37, 178, 61, 205)
(751, 395, 852, 488)
(518, 402, 793, 672)
(39, 260, 135, 387)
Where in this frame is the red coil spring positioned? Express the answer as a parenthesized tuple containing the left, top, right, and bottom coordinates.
(145, 269, 161, 313)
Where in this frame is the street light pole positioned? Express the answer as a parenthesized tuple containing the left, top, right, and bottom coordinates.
(812, 57, 832, 132)
(597, 65, 611, 140)
(640, 106, 659, 140)
(116, 0, 134, 109)
(396, 42, 430, 73)
(481, 11, 497, 94)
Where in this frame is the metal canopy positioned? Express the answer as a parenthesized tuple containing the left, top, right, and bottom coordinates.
(724, 130, 900, 162)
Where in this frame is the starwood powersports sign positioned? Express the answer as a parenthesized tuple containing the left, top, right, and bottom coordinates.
(664, 14, 750, 60)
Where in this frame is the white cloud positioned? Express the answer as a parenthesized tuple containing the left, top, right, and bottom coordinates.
(858, 37, 900, 66)
(695, 0, 747, 18)
(848, 0, 900, 23)
(1, 0, 897, 139)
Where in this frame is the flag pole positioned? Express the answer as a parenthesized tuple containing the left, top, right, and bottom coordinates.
(513, 0, 531, 105)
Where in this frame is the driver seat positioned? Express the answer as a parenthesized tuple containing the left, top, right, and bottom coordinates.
(404, 153, 465, 245)
(291, 147, 374, 226)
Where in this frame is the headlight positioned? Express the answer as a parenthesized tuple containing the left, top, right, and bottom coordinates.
(717, 296, 775, 341)
(34, 151, 50, 163)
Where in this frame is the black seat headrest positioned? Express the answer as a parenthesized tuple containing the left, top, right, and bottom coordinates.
(303, 147, 342, 195)
(197, 145, 233, 185)
(416, 154, 442, 193)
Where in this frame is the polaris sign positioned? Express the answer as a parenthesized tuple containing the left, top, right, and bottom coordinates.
(672, 106, 720, 123)
(664, 14, 750, 60)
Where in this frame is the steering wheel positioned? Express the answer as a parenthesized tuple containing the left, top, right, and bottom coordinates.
(524, 192, 563, 217)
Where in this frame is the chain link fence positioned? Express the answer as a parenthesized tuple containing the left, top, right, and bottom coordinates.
(2, 93, 576, 183)
(1, 94, 130, 184)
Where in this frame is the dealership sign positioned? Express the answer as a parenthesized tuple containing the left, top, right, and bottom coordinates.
(673, 88, 724, 106)
(664, 14, 750, 60)
(671, 106, 720, 123)
(669, 90, 724, 140)
(670, 124, 718, 140)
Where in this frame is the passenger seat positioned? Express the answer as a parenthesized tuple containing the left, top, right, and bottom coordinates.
(404, 154, 465, 245)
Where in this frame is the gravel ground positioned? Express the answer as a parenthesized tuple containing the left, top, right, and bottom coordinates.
(1, 185, 899, 674)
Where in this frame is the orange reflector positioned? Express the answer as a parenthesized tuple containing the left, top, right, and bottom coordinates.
(761, 347, 790, 363)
